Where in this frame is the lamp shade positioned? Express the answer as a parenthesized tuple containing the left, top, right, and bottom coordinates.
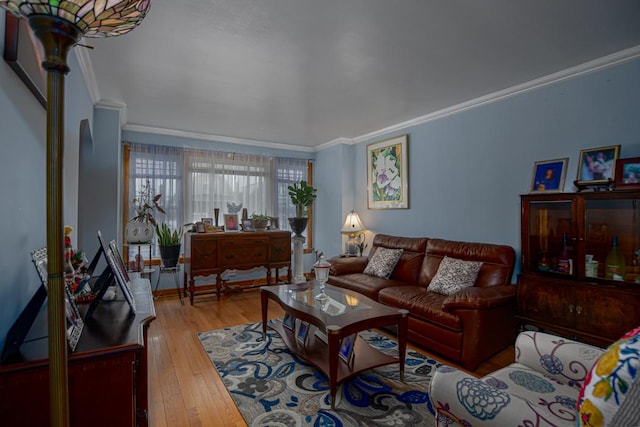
(0, 0, 150, 37)
(341, 210, 366, 234)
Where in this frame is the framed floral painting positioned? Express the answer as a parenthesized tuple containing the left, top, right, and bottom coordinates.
(367, 134, 409, 209)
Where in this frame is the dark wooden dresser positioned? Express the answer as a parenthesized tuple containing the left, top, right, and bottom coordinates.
(184, 230, 292, 304)
(0, 278, 156, 427)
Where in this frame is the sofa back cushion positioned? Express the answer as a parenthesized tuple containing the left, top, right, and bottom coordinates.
(369, 234, 428, 285)
(419, 238, 515, 288)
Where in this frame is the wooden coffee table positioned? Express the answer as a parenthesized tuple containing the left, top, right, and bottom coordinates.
(261, 281, 408, 408)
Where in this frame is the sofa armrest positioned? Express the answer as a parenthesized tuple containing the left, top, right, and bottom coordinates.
(327, 256, 368, 276)
(513, 331, 603, 385)
(441, 285, 515, 311)
(430, 365, 553, 426)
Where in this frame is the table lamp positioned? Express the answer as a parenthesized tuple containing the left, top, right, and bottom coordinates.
(341, 210, 366, 256)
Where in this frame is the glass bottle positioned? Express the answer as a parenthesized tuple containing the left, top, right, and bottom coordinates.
(557, 233, 571, 274)
(605, 235, 626, 281)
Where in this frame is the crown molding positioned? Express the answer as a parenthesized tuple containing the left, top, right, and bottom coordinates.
(122, 124, 315, 153)
(74, 43, 100, 104)
(315, 137, 354, 151)
(95, 100, 127, 126)
(352, 45, 640, 144)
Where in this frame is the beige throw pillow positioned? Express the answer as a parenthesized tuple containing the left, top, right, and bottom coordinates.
(363, 247, 404, 279)
(428, 256, 482, 296)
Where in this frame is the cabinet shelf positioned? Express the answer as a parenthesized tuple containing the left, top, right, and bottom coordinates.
(518, 191, 640, 347)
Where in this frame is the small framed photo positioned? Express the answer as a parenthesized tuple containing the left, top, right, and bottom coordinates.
(530, 158, 568, 193)
(323, 298, 346, 316)
(282, 313, 295, 330)
(242, 218, 254, 232)
(224, 214, 239, 231)
(195, 222, 206, 233)
(296, 321, 310, 345)
(577, 145, 620, 184)
(201, 217, 213, 226)
(339, 334, 356, 363)
(615, 157, 640, 189)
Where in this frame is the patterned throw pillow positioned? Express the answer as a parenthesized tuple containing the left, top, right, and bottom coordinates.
(363, 247, 404, 279)
(427, 256, 482, 296)
(577, 327, 640, 427)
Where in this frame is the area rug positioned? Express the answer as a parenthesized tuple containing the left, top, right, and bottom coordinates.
(197, 321, 439, 426)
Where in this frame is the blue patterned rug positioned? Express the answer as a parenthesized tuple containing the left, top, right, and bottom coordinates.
(197, 321, 438, 426)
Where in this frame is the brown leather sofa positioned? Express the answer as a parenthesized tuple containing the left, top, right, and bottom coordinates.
(327, 234, 516, 371)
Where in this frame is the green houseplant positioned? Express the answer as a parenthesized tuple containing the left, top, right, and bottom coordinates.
(155, 222, 184, 268)
(126, 179, 165, 243)
(250, 213, 270, 231)
(287, 180, 317, 236)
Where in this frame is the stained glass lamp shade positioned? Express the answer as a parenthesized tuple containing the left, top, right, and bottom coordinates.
(0, 2, 150, 426)
(0, 0, 150, 37)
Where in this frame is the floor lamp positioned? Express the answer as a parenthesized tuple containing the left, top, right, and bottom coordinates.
(0, 2, 150, 426)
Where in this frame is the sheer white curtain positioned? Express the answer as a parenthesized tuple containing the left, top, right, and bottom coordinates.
(127, 143, 184, 255)
(184, 149, 274, 225)
(128, 142, 312, 250)
(273, 157, 309, 234)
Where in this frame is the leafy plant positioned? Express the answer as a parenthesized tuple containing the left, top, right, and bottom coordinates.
(155, 222, 183, 246)
(250, 213, 271, 220)
(287, 180, 317, 217)
(130, 179, 165, 225)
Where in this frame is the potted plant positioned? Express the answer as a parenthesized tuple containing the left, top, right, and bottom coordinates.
(126, 179, 165, 243)
(155, 222, 184, 268)
(287, 180, 317, 236)
(250, 213, 270, 231)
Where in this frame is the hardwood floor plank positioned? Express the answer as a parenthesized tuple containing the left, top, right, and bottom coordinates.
(148, 288, 513, 426)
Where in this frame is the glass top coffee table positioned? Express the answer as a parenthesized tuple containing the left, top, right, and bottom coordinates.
(261, 281, 408, 408)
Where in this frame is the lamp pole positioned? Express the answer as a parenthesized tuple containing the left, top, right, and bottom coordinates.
(29, 14, 83, 427)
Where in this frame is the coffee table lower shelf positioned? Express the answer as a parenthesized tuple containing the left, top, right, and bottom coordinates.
(267, 320, 402, 407)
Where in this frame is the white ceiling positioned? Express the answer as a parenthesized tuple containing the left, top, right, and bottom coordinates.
(83, 1, 640, 149)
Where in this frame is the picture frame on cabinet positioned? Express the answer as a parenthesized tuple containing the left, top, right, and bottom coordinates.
(224, 214, 239, 231)
(614, 157, 640, 190)
(576, 145, 620, 185)
(530, 158, 568, 193)
(195, 222, 206, 233)
(367, 134, 409, 209)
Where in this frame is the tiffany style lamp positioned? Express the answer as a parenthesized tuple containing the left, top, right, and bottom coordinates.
(0, 2, 150, 425)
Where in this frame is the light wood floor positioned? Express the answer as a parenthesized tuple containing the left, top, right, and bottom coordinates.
(148, 289, 514, 427)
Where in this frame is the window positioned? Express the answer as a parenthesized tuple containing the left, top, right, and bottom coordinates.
(124, 143, 312, 262)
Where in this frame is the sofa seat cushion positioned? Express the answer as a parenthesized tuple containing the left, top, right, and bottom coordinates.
(327, 274, 406, 300)
(378, 286, 461, 330)
(477, 363, 582, 425)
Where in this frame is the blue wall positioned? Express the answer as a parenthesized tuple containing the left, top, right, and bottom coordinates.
(1, 7, 639, 350)
(314, 58, 640, 273)
(0, 12, 94, 351)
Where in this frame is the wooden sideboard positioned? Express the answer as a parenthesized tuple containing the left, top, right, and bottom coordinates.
(0, 278, 155, 427)
(184, 230, 292, 304)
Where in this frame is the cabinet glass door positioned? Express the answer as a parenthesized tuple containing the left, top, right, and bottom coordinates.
(584, 198, 640, 283)
(527, 201, 575, 275)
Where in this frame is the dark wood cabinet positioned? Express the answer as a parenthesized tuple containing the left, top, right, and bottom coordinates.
(0, 278, 155, 427)
(184, 230, 292, 304)
(518, 191, 640, 347)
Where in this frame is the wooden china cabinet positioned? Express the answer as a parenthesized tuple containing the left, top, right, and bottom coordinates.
(518, 190, 640, 347)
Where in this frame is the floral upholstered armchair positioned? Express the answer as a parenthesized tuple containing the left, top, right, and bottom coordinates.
(429, 329, 640, 426)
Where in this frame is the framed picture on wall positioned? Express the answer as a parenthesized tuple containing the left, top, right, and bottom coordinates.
(367, 134, 409, 209)
(529, 158, 568, 193)
(614, 157, 640, 190)
(3, 12, 46, 108)
(576, 145, 620, 185)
